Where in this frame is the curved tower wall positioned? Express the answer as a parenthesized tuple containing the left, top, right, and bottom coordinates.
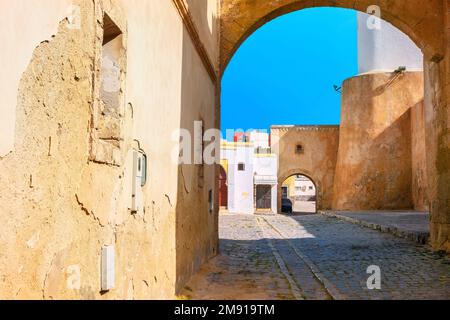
(332, 14, 427, 211)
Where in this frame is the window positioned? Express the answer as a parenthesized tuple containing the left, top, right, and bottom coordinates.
(91, 12, 126, 166)
(309, 186, 313, 190)
(256, 147, 271, 154)
(103, 14, 122, 45)
(296, 144, 304, 154)
(238, 163, 245, 171)
(101, 14, 123, 118)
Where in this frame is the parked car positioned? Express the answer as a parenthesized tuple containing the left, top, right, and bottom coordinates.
(281, 198, 293, 214)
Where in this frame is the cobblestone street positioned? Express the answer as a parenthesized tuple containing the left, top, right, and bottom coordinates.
(181, 213, 450, 300)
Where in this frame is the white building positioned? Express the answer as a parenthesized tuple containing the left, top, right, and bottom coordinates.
(220, 131, 278, 214)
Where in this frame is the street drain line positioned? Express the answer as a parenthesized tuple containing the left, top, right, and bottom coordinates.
(256, 217, 305, 300)
(260, 217, 344, 300)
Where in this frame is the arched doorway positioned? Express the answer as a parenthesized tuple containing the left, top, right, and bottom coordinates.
(219, 3, 449, 251)
(281, 174, 317, 214)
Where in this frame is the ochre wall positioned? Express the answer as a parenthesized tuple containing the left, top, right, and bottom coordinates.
(411, 101, 429, 212)
(271, 74, 428, 213)
(333, 72, 424, 210)
(271, 126, 340, 211)
(0, 0, 218, 299)
(175, 6, 218, 291)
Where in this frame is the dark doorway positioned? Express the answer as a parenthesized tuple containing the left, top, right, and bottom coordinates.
(219, 166, 228, 208)
(256, 185, 272, 210)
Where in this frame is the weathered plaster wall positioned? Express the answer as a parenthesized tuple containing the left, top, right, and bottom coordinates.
(0, 0, 218, 299)
(271, 126, 340, 211)
(0, 0, 72, 156)
(332, 72, 423, 211)
(0, 0, 116, 299)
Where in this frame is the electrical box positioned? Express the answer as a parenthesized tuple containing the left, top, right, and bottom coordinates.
(132, 151, 144, 212)
(101, 245, 115, 291)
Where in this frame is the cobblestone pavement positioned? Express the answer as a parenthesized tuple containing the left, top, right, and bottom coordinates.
(322, 211, 430, 244)
(181, 213, 450, 300)
(181, 214, 296, 300)
(324, 211, 430, 234)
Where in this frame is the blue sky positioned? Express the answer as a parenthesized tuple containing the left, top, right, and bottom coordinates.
(221, 8, 358, 133)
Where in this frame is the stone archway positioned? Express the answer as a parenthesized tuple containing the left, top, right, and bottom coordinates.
(219, 0, 445, 71)
(219, 0, 450, 252)
(278, 169, 321, 213)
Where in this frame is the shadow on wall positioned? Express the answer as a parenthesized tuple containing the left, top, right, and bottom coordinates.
(185, 0, 217, 40)
(175, 0, 219, 294)
(332, 72, 428, 211)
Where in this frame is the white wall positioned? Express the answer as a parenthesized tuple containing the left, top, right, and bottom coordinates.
(222, 144, 254, 214)
(357, 12, 423, 74)
(249, 132, 270, 149)
(253, 155, 277, 177)
(271, 184, 277, 213)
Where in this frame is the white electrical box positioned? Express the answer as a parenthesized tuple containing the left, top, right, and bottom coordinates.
(101, 245, 115, 291)
(132, 151, 143, 212)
